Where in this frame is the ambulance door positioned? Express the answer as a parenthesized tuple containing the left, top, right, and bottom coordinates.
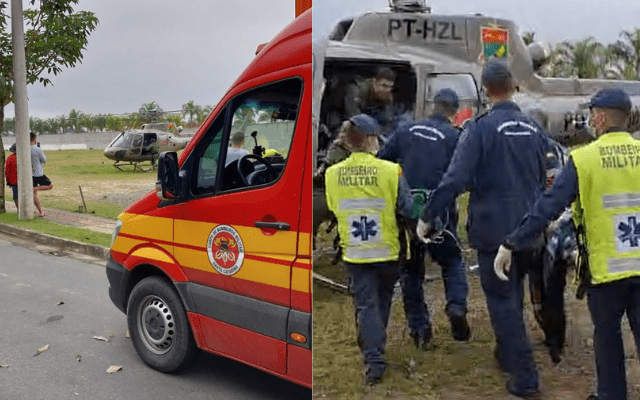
(172, 76, 308, 374)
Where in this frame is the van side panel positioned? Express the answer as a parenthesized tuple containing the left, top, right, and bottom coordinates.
(287, 344, 312, 387)
(291, 259, 311, 313)
(188, 313, 287, 374)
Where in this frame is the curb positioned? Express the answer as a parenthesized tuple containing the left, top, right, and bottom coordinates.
(0, 222, 110, 261)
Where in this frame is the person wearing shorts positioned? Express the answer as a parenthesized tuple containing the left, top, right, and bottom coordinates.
(30, 132, 52, 217)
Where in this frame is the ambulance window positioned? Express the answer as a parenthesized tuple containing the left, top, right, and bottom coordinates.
(194, 110, 225, 193)
(220, 78, 302, 192)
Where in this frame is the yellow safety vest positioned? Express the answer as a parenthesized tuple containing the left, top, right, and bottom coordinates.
(571, 132, 640, 284)
(325, 152, 401, 263)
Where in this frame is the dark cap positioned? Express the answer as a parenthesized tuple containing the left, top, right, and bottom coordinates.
(9, 144, 16, 153)
(434, 88, 459, 109)
(589, 87, 632, 111)
(482, 59, 512, 85)
(349, 114, 380, 136)
(230, 131, 245, 143)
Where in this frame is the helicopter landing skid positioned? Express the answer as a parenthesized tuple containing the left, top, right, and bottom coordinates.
(113, 160, 156, 172)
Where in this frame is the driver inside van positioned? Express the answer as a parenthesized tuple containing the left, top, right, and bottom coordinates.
(225, 131, 250, 166)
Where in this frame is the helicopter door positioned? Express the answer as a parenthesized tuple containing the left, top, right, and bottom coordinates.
(425, 73, 480, 127)
(129, 134, 143, 155)
(141, 133, 158, 155)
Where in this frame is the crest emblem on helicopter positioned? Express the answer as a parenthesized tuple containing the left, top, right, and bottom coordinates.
(207, 225, 245, 275)
(481, 27, 509, 60)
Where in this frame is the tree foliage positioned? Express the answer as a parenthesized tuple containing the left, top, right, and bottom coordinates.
(0, 0, 98, 213)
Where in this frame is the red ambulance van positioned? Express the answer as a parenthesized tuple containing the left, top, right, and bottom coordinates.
(106, 9, 312, 388)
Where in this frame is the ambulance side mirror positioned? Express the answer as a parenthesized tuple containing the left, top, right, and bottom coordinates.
(156, 151, 180, 200)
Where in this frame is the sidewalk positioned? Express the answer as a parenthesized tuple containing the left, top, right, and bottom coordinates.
(0, 202, 115, 260)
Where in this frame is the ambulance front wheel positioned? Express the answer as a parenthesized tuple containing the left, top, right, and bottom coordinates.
(127, 276, 200, 372)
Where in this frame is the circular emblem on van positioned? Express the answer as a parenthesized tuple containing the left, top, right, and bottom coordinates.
(207, 225, 245, 275)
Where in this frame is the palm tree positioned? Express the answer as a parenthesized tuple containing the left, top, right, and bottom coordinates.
(105, 115, 125, 132)
(612, 28, 640, 79)
(522, 31, 536, 46)
(197, 105, 213, 125)
(139, 102, 163, 122)
(182, 100, 200, 124)
(68, 108, 85, 133)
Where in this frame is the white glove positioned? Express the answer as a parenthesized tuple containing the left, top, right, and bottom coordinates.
(416, 219, 431, 244)
(494, 245, 513, 281)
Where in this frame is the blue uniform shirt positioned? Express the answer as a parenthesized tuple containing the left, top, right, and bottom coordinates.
(422, 101, 553, 251)
(378, 114, 460, 191)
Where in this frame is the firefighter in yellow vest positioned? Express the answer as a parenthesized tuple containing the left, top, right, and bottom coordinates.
(495, 87, 640, 400)
(325, 113, 414, 386)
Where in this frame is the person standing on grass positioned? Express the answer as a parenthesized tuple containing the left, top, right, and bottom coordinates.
(30, 132, 52, 217)
(5, 143, 18, 211)
(417, 60, 552, 398)
(324, 113, 414, 386)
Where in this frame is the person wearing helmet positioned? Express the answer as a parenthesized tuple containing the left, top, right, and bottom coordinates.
(496, 87, 640, 400)
(5, 143, 18, 211)
(418, 60, 553, 398)
(378, 88, 470, 347)
(324, 113, 414, 386)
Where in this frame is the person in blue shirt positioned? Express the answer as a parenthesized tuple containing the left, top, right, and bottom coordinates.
(495, 87, 640, 400)
(417, 60, 552, 398)
(378, 88, 470, 347)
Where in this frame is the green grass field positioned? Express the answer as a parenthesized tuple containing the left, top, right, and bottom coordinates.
(1, 148, 156, 246)
(312, 193, 615, 400)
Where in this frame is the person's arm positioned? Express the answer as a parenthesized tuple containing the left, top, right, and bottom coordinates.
(504, 158, 579, 250)
(397, 173, 414, 220)
(377, 129, 400, 162)
(37, 147, 47, 164)
(421, 122, 481, 223)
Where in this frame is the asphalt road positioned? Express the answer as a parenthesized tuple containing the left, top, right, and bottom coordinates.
(0, 233, 311, 400)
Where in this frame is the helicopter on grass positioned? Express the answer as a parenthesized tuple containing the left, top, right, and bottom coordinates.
(103, 106, 190, 171)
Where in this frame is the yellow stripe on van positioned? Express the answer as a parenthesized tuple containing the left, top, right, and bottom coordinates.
(130, 247, 174, 264)
(292, 267, 310, 293)
(113, 234, 173, 256)
(174, 219, 298, 256)
(298, 232, 311, 256)
(112, 236, 146, 255)
(175, 247, 293, 289)
(120, 213, 173, 243)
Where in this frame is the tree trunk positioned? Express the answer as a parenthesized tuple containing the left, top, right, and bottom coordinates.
(0, 104, 6, 214)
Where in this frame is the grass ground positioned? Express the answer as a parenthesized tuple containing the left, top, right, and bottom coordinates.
(312, 194, 640, 399)
(1, 149, 157, 245)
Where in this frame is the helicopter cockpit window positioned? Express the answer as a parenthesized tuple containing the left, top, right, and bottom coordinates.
(111, 131, 135, 148)
(131, 134, 143, 148)
(425, 73, 480, 126)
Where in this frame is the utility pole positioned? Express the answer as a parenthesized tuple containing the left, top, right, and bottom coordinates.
(11, 0, 35, 219)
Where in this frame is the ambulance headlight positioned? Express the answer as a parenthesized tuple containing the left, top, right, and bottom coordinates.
(111, 219, 123, 248)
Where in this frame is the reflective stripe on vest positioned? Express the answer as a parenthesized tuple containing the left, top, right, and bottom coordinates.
(325, 152, 401, 264)
(571, 132, 640, 284)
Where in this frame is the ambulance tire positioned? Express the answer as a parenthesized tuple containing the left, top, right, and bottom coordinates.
(127, 276, 200, 373)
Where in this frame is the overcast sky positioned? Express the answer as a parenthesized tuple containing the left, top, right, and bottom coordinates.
(6, 0, 294, 120)
(313, 0, 640, 47)
(7, 0, 640, 121)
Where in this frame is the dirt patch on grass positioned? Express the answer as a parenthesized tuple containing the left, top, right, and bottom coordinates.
(313, 249, 640, 399)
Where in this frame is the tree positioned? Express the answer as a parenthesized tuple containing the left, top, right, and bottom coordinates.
(0, 0, 98, 213)
(68, 108, 84, 132)
(139, 101, 163, 123)
(181, 100, 200, 124)
(613, 28, 640, 80)
(522, 31, 535, 46)
(105, 115, 124, 132)
(197, 105, 213, 125)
